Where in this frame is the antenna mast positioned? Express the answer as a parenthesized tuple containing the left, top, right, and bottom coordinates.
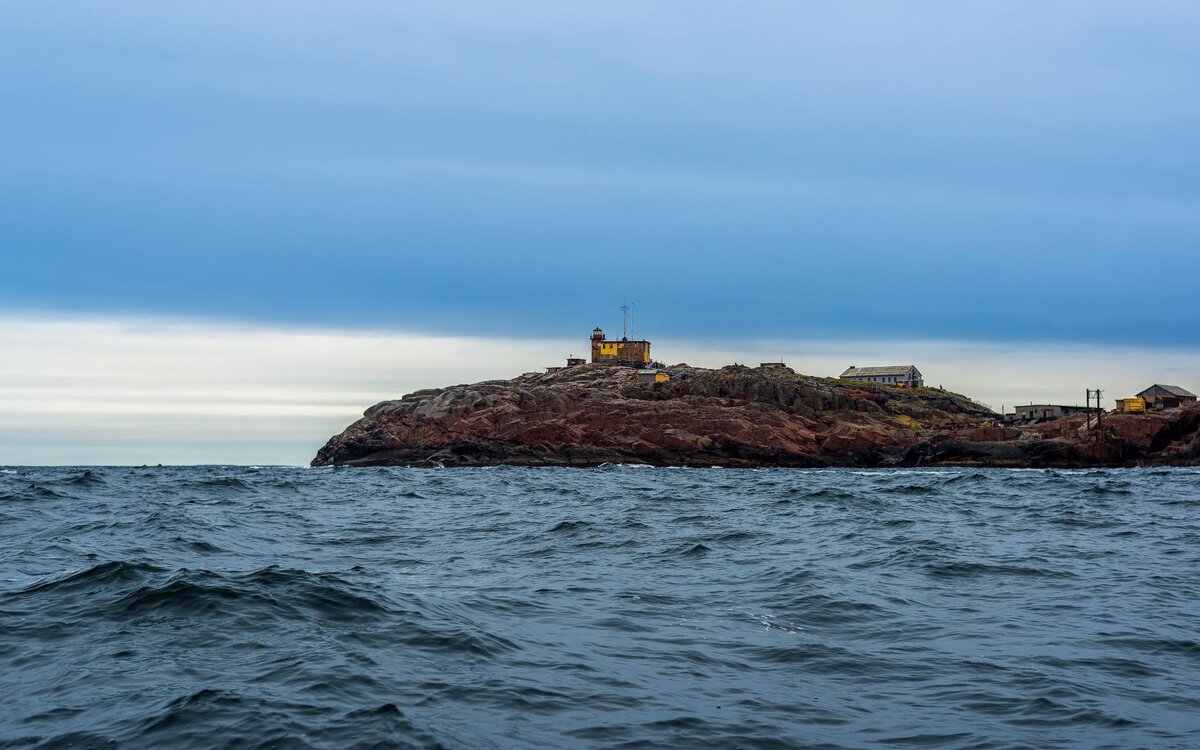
(620, 301, 629, 339)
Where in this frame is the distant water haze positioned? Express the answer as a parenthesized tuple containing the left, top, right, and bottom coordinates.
(2, 314, 1197, 465)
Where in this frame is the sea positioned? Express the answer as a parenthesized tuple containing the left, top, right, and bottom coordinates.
(1, 466, 1198, 750)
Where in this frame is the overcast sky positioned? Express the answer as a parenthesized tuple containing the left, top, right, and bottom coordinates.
(1, 2, 1198, 463)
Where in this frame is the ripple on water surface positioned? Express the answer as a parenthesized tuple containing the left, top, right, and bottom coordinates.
(1, 465, 1199, 749)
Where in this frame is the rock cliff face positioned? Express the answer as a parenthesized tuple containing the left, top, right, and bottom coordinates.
(903, 406, 1200, 468)
(312, 364, 1200, 468)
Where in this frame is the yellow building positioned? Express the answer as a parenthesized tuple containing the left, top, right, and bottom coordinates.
(590, 327, 651, 366)
(1114, 397, 1146, 414)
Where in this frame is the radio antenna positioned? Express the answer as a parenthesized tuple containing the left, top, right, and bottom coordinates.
(620, 299, 629, 339)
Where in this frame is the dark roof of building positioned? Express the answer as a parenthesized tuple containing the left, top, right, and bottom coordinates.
(1138, 384, 1197, 398)
(840, 365, 917, 378)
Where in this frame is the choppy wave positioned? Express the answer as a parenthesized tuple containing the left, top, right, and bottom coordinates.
(1, 465, 1198, 748)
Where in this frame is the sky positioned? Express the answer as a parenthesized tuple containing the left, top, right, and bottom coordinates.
(1, 2, 1198, 464)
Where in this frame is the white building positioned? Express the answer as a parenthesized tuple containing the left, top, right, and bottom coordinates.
(839, 365, 924, 388)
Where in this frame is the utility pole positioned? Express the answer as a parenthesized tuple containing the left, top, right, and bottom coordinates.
(1086, 388, 1105, 441)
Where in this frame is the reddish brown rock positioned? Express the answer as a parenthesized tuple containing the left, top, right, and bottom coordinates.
(312, 365, 1200, 468)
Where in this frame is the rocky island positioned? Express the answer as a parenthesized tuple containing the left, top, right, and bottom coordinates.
(313, 364, 1200, 468)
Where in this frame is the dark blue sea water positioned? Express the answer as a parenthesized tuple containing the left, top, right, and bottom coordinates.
(1, 466, 1198, 749)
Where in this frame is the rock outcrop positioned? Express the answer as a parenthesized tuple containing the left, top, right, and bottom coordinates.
(311, 364, 1200, 468)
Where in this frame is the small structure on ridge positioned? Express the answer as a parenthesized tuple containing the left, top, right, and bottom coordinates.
(1114, 397, 1146, 414)
(637, 369, 670, 384)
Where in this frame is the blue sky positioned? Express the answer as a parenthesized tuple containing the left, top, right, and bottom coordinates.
(2, 1, 1199, 344)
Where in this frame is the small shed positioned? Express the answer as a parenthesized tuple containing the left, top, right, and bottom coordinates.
(1114, 397, 1145, 414)
(637, 369, 670, 384)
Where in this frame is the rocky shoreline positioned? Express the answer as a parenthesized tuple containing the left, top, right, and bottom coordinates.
(312, 364, 1200, 468)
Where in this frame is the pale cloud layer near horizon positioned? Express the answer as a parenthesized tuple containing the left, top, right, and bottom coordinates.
(2, 315, 1197, 466)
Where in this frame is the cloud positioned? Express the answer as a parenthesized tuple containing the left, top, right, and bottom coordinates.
(1, 313, 1197, 465)
(2, 2, 1198, 343)
(0, 314, 571, 465)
